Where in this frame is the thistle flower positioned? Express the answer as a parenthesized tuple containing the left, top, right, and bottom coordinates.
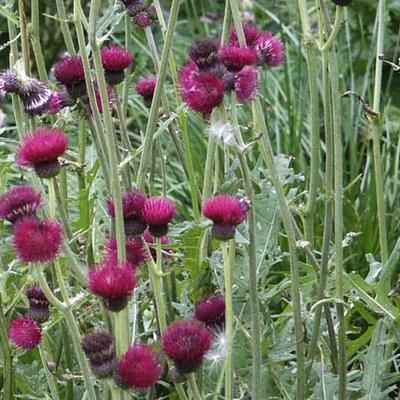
(122, 0, 147, 15)
(194, 295, 225, 329)
(219, 45, 257, 72)
(142, 197, 176, 237)
(134, 11, 152, 27)
(88, 263, 136, 312)
(189, 38, 220, 72)
(16, 128, 68, 178)
(202, 195, 248, 241)
(108, 190, 147, 236)
(47, 89, 71, 115)
(234, 66, 259, 103)
(54, 56, 86, 98)
(143, 229, 171, 261)
(19, 78, 53, 116)
(0, 70, 21, 93)
(162, 320, 212, 374)
(104, 237, 147, 269)
(135, 76, 157, 107)
(9, 317, 42, 349)
(0, 185, 43, 224)
(13, 217, 64, 263)
(180, 63, 225, 116)
(87, 87, 115, 115)
(81, 330, 116, 378)
(230, 24, 261, 47)
(255, 33, 285, 67)
(116, 345, 163, 390)
(26, 285, 51, 322)
(101, 45, 133, 85)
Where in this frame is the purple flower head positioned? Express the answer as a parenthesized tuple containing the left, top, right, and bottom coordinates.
(48, 89, 71, 115)
(234, 66, 259, 103)
(219, 45, 257, 72)
(255, 33, 285, 67)
(26, 285, 51, 322)
(19, 78, 52, 116)
(162, 320, 212, 374)
(104, 237, 147, 269)
(142, 197, 176, 237)
(136, 76, 157, 106)
(230, 24, 261, 47)
(101, 45, 133, 85)
(9, 317, 42, 349)
(194, 295, 225, 329)
(0, 185, 43, 224)
(54, 56, 86, 98)
(189, 38, 220, 72)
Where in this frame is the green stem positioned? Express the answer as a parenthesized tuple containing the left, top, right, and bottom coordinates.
(0, 298, 13, 400)
(371, 0, 388, 263)
(328, 15, 347, 398)
(30, 0, 48, 80)
(56, 0, 76, 55)
(18, 0, 30, 75)
(230, 98, 261, 399)
(188, 373, 203, 400)
(222, 240, 235, 400)
(39, 344, 60, 400)
(136, 0, 181, 190)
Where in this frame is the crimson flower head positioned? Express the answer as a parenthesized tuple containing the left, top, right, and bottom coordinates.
(101, 45, 133, 85)
(255, 33, 285, 67)
(104, 237, 147, 269)
(48, 89, 71, 115)
(9, 317, 42, 349)
(0, 185, 43, 224)
(143, 229, 171, 261)
(81, 330, 116, 378)
(230, 24, 261, 47)
(202, 195, 248, 241)
(108, 190, 147, 235)
(219, 45, 257, 72)
(234, 66, 259, 103)
(26, 285, 51, 322)
(54, 56, 86, 98)
(194, 295, 225, 329)
(180, 63, 225, 116)
(13, 217, 64, 263)
(16, 128, 68, 179)
(189, 38, 220, 72)
(135, 76, 157, 107)
(88, 263, 136, 312)
(116, 344, 163, 390)
(142, 197, 176, 237)
(162, 320, 212, 374)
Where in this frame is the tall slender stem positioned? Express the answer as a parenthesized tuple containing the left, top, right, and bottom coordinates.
(136, 0, 181, 190)
(0, 298, 13, 400)
(56, 0, 76, 55)
(31, 0, 48, 80)
(222, 240, 235, 400)
(371, 0, 388, 262)
(39, 344, 60, 400)
(230, 99, 261, 399)
(188, 373, 203, 400)
(327, 8, 347, 397)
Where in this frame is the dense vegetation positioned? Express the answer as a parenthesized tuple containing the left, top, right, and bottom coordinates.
(1, 0, 400, 399)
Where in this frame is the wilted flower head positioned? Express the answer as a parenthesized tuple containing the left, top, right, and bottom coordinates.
(203, 195, 248, 241)
(81, 330, 116, 378)
(104, 237, 147, 269)
(0, 185, 43, 224)
(142, 197, 176, 237)
(88, 263, 136, 312)
(116, 344, 163, 390)
(255, 33, 285, 67)
(54, 56, 86, 98)
(230, 24, 261, 47)
(189, 38, 220, 72)
(135, 76, 157, 106)
(108, 190, 147, 236)
(0, 70, 21, 94)
(180, 63, 225, 116)
(219, 45, 257, 72)
(234, 66, 259, 103)
(16, 128, 68, 179)
(26, 285, 51, 322)
(143, 229, 171, 261)
(162, 320, 212, 374)
(101, 45, 133, 85)
(19, 78, 53, 116)
(122, 0, 146, 14)
(13, 217, 64, 263)
(194, 295, 225, 329)
(9, 317, 42, 349)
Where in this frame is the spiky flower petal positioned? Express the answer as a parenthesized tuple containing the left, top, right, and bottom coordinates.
(189, 38, 220, 72)
(104, 237, 147, 269)
(54, 56, 86, 98)
(13, 217, 64, 263)
(16, 128, 68, 178)
(101, 45, 133, 85)
(142, 197, 176, 237)
(194, 295, 225, 329)
(162, 320, 212, 374)
(230, 24, 261, 47)
(0, 185, 43, 224)
(219, 45, 257, 72)
(9, 317, 42, 349)
(135, 76, 157, 106)
(116, 345, 163, 390)
(255, 33, 285, 67)
(88, 263, 136, 312)
(234, 66, 259, 103)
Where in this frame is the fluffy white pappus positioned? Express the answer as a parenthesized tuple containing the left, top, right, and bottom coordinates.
(206, 122, 239, 148)
(205, 328, 227, 370)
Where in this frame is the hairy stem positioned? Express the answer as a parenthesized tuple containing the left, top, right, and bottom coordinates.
(0, 298, 13, 400)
